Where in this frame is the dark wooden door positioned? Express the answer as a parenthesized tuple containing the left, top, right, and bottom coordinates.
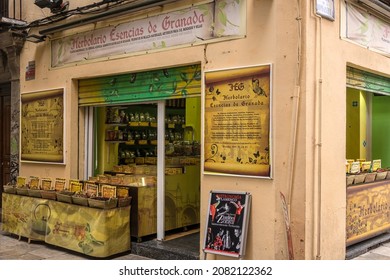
(0, 86, 11, 207)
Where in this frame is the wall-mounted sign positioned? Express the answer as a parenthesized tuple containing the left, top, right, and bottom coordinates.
(204, 64, 272, 178)
(25, 61, 36, 81)
(51, 0, 245, 67)
(203, 190, 251, 259)
(343, 2, 390, 56)
(315, 0, 335, 21)
(21, 89, 64, 164)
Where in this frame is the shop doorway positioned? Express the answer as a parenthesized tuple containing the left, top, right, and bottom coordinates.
(79, 64, 202, 255)
(346, 67, 390, 251)
(0, 84, 11, 208)
(85, 98, 201, 243)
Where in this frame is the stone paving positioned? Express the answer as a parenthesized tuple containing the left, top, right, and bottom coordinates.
(351, 242, 390, 260)
(2, 217, 390, 260)
(0, 222, 151, 260)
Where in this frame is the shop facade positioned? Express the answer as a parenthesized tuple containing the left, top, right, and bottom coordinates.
(7, 0, 390, 260)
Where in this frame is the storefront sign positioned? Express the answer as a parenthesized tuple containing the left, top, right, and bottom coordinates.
(343, 2, 390, 56)
(21, 89, 64, 163)
(203, 191, 251, 258)
(52, 0, 244, 67)
(346, 181, 390, 246)
(204, 64, 272, 178)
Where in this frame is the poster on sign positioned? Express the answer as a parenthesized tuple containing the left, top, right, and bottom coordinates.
(203, 190, 251, 259)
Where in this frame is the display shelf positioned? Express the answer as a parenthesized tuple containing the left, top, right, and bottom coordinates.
(105, 123, 127, 127)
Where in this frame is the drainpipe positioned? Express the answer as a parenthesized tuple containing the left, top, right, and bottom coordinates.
(284, 0, 302, 260)
(313, 4, 323, 260)
(287, 0, 303, 213)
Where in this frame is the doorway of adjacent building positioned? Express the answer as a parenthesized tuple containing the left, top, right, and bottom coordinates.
(0, 83, 11, 208)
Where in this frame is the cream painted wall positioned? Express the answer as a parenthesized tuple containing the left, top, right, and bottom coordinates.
(304, 0, 390, 260)
(18, 0, 390, 260)
(17, 0, 311, 261)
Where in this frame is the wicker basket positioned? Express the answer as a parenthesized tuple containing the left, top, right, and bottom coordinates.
(88, 197, 118, 209)
(72, 195, 89, 206)
(56, 191, 74, 203)
(353, 173, 366, 184)
(346, 175, 355, 186)
(3, 185, 17, 194)
(118, 196, 132, 207)
(41, 190, 57, 200)
(28, 189, 42, 198)
(16, 187, 29, 196)
(364, 173, 377, 183)
(376, 171, 388, 181)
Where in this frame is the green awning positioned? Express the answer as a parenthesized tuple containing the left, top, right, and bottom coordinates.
(347, 66, 390, 95)
(79, 64, 201, 106)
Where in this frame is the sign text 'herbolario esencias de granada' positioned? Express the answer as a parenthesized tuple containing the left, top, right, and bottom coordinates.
(51, 1, 244, 67)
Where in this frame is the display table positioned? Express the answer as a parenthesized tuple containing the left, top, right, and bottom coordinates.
(346, 179, 390, 246)
(129, 165, 200, 240)
(1, 193, 131, 258)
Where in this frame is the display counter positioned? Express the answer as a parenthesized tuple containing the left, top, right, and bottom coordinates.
(346, 179, 390, 246)
(1, 193, 131, 258)
(130, 164, 200, 240)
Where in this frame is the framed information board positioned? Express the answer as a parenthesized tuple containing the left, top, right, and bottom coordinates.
(204, 64, 272, 178)
(203, 190, 251, 259)
(21, 89, 64, 163)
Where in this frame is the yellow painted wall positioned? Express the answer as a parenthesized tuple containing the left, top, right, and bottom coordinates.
(346, 89, 360, 159)
(346, 88, 369, 161)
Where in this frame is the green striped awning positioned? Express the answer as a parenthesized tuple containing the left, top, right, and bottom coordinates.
(79, 64, 201, 106)
(347, 66, 390, 95)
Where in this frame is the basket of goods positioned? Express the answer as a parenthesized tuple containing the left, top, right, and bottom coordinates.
(26, 176, 41, 197)
(72, 193, 89, 206)
(41, 178, 53, 191)
(41, 190, 57, 200)
(3, 184, 17, 194)
(364, 172, 376, 183)
(56, 190, 75, 204)
(118, 196, 132, 208)
(28, 188, 42, 198)
(88, 197, 118, 209)
(15, 176, 29, 195)
(375, 169, 388, 180)
(353, 173, 366, 184)
(16, 186, 29, 196)
(346, 174, 355, 186)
